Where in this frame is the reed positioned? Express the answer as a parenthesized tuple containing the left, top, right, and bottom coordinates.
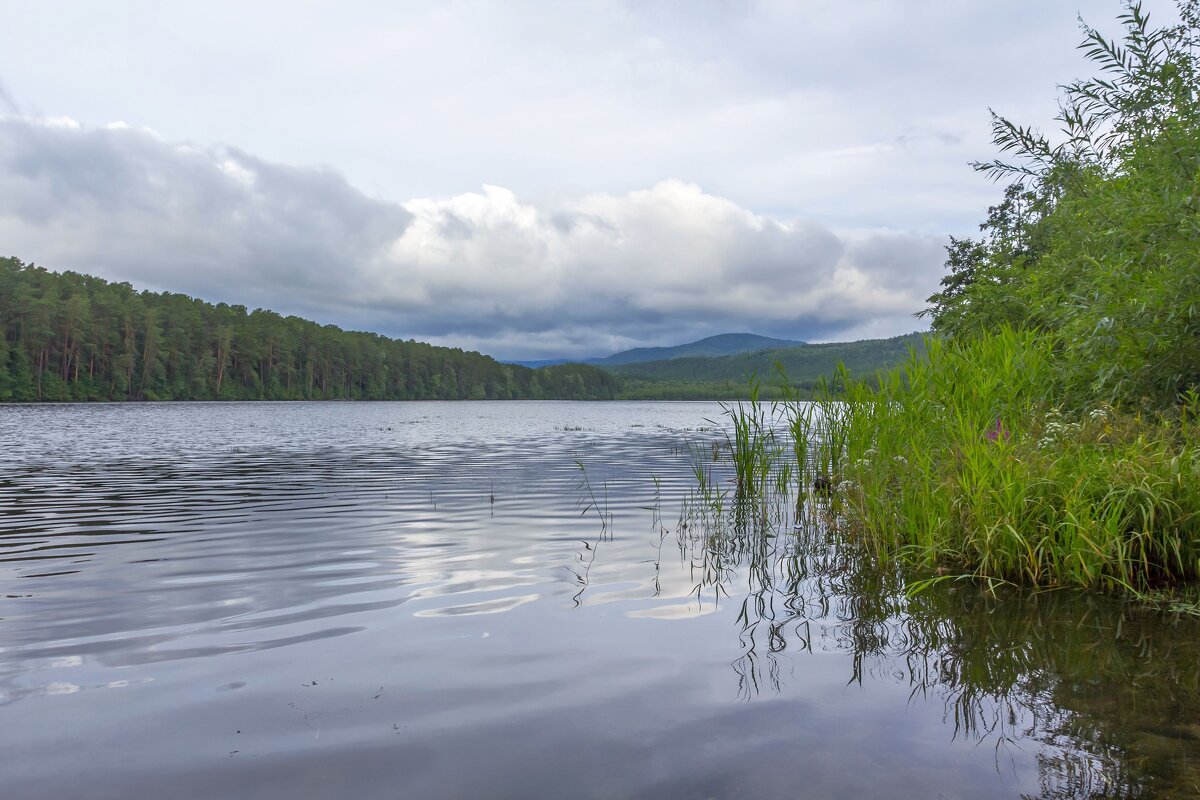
(774, 365, 815, 508)
(711, 328, 1200, 597)
(574, 459, 612, 532)
(716, 375, 785, 525)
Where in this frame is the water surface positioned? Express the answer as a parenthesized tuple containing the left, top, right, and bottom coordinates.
(1, 402, 1197, 799)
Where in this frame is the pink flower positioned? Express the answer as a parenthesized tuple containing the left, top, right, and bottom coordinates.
(985, 417, 1010, 442)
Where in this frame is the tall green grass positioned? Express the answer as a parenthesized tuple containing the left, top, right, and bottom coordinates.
(717, 328, 1200, 596)
(709, 376, 787, 529)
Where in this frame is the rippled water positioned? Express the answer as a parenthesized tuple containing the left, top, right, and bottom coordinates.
(1, 402, 1197, 799)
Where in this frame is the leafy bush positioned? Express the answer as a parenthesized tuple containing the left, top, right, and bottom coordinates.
(926, 0, 1200, 408)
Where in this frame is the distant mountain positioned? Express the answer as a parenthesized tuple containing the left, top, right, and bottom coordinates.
(610, 332, 926, 397)
(491, 331, 926, 400)
(498, 332, 806, 369)
(594, 333, 807, 366)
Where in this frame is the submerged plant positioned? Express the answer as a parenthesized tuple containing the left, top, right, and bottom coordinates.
(574, 459, 612, 533)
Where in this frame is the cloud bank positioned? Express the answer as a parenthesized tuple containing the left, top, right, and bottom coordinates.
(0, 117, 944, 359)
(0, 0, 1143, 235)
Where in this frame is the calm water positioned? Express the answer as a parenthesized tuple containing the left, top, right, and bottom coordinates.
(1, 401, 1197, 799)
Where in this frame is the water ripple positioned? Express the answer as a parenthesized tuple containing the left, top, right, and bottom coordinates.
(2, 402, 1196, 799)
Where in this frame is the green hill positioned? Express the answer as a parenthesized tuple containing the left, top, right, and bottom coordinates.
(595, 332, 806, 366)
(612, 333, 926, 399)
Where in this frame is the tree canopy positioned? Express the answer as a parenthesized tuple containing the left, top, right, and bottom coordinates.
(924, 0, 1200, 407)
(0, 257, 622, 402)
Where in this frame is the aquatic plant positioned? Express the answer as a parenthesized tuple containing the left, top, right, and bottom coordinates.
(574, 459, 612, 533)
(675, 453, 1200, 794)
(755, 330, 1200, 596)
(709, 1, 1200, 599)
(718, 375, 775, 504)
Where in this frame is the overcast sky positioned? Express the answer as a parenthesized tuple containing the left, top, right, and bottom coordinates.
(0, 1, 1171, 358)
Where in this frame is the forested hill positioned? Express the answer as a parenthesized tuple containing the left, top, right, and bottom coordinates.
(595, 332, 807, 366)
(612, 333, 925, 396)
(0, 257, 621, 402)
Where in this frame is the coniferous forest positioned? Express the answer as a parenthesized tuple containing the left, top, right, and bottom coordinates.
(0, 257, 622, 401)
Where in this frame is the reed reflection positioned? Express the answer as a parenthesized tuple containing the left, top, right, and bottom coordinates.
(675, 485, 1200, 799)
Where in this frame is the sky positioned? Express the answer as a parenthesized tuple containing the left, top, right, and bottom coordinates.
(0, 0, 1172, 359)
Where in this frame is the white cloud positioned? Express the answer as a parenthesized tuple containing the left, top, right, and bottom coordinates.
(0, 117, 944, 358)
(1, 1, 1184, 357)
(42, 115, 80, 129)
(0, 0, 1170, 236)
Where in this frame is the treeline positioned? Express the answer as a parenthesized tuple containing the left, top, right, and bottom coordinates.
(0, 257, 622, 402)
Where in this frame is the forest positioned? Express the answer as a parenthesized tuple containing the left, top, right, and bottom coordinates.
(0, 257, 622, 402)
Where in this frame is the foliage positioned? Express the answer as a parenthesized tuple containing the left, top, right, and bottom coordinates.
(719, 376, 778, 511)
(977, 0, 1199, 186)
(820, 0, 1200, 595)
(718, 332, 1200, 593)
(832, 331, 1200, 593)
(926, 0, 1200, 408)
(1030, 120, 1200, 403)
(922, 182, 1054, 334)
(0, 258, 622, 402)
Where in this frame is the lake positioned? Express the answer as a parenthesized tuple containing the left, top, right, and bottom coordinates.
(1, 401, 1197, 799)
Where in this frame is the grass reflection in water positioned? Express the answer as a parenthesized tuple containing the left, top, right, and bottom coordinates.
(665, 463, 1200, 799)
